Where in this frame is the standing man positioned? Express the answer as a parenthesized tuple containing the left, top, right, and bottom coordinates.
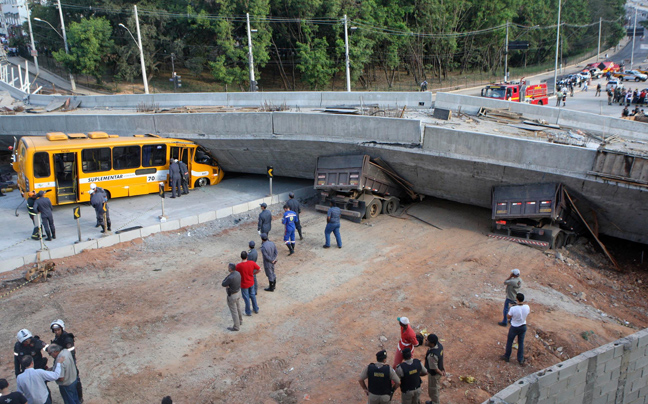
(46, 344, 80, 404)
(34, 191, 55, 241)
(247, 241, 259, 295)
(286, 192, 303, 240)
(282, 204, 297, 255)
(607, 89, 614, 105)
(90, 183, 111, 233)
(178, 160, 189, 195)
(169, 159, 182, 198)
(258, 203, 272, 236)
(555, 88, 562, 106)
(222, 263, 243, 332)
(358, 350, 400, 404)
(14, 329, 47, 376)
(16, 356, 63, 404)
(236, 251, 261, 316)
(595, 82, 602, 96)
(27, 191, 42, 240)
(498, 269, 523, 326)
(393, 317, 419, 368)
(424, 334, 445, 404)
(395, 348, 427, 404)
(323, 200, 342, 249)
(49, 320, 83, 402)
(260, 233, 278, 292)
(0, 378, 27, 404)
(501, 293, 530, 365)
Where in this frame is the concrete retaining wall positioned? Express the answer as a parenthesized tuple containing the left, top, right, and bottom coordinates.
(26, 91, 434, 109)
(435, 92, 648, 141)
(484, 328, 648, 404)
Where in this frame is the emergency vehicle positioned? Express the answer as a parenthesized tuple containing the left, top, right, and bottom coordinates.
(481, 81, 549, 105)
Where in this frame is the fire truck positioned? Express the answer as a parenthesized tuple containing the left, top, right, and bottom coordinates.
(481, 80, 549, 105)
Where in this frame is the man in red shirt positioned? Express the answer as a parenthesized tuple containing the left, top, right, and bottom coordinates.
(394, 317, 419, 368)
(236, 251, 261, 316)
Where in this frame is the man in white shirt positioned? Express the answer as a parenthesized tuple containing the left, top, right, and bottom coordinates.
(16, 355, 63, 404)
(501, 293, 530, 365)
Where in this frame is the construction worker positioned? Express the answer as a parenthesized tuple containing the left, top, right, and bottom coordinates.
(393, 317, 418, 368)
(323, 200, 342, 249)
(282, 204, 297, 255)
(395, 348, 427, 404)
(169, 159, 182, 198)
(34, 191, 55, 241)
(285, 192, 303, 240)
(358, 350, 400, 404)
(178, 160, 189, 195)
(90, 183, 111, 233)
(498, 269, 522, 326)
(49, 320, 83, 402)
(258, 203, 272, 235)
(14, 329, 48, 376)
(424, 334, 445, 404)
(27, 191, 42, 240)
(260, 233, 278, 292)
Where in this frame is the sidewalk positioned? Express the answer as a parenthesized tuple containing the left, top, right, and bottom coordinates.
(6, 56, 103, 95)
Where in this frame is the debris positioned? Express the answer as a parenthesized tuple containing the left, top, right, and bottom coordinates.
(432, 108, 452, 120)
(45, 98, 67, 112)
(459, 375, 476, 384)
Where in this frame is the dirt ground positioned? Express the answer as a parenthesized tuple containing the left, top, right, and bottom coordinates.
(1, 198, 647, 404)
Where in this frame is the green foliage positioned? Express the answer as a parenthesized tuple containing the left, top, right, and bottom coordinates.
(296, 38, 336, 89)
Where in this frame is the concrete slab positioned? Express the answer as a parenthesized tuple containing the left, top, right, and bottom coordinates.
(140, 224, 162, 238)
(96, 234, 120, 249)
(160, 220, 180, 232)
(0, 257, 27, 273)
(180, 216, 199, 228)
(119, 230, 142, 243)
(73, 240, 98, 255)
(216, 207, 233, 219)
(198, 211, 216, 223)
(48, 245, 75, 260)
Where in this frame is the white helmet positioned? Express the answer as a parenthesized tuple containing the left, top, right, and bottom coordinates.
(17, 329, 32, 343)
(90, 183, 97, 190)
(50, 319, 65, 330)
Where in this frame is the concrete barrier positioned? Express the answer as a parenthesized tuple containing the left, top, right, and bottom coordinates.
(483, 328, 648, 404)
(0, 80, 28, 101)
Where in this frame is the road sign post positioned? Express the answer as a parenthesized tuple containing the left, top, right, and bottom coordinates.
(37, 213, 45, 251)
(73, 206, 81, 243)
(267, 166, 274, 196)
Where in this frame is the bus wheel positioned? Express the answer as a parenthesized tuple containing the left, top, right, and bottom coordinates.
(104, 190, 111, 201)
(195, 177, 209, 187)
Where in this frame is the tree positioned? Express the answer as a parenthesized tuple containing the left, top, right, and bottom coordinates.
(296, 37, 336, 89)
(52, 17, 114, 83)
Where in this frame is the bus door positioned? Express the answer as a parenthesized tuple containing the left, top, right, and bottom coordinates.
(53, 152, 77, 204)
(170, 146, 192, 187)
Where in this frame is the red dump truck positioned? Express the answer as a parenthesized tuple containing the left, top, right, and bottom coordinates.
(481, 81, 548, 105)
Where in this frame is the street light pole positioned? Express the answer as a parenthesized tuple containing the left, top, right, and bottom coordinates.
(597, 17, 602, 62)
(631, 7, 637, 69)
(553, 0, 562, 95)
(504, 21, 509, 82)
(343, 14, 351, 92)
(246, 13, 256, 92)
(25, 3, 39, 74)
(56, 0, 75, 91)
(134, 5, 149, 94)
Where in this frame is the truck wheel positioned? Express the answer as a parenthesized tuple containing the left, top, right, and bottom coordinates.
(382, 198, 399, 215)
(552, 232, 566, 249)
(366, 199, 382, 219)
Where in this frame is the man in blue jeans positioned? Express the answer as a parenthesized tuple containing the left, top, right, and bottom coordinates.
(236, 251, 260, 316)
(498, 269, 522, 326)
(46, 344, 80, 404)
(323, 201, 342, 249)
(501, 293, 530, 365)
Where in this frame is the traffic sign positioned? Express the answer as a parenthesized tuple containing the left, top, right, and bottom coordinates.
(267, 166, 274, 178)
(73, 206, 80, 219)
(508, 41, 530, 50)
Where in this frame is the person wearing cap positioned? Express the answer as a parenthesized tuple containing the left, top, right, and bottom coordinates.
(394, 317, 419, 368)
(260, 233, 278, 292)
(46, 344, 80, 404)
(498, 269, 523, 326)
(14, 329, 48, 376)
(285, 192, 303, 240)
(424, 334, 445, 404)
(49, 320, 83, 402)
(323, 200, 342, 249)
(178, 160, 189, 195)
(258, 203, 272, 235)
(169, 159, 182, 198)
(282, 204, 297, 255)
(359, 350, 400, 403)
(16, 355, 64, 404)
(90, 183, 111, 233)
(396, 347, 427, 404)
(501, 293, 530, 366)
(222, 263, 243, 331)
(27, 191, 42, 240)
(0, 377, 28, 404)
(34, 191, 55, 241)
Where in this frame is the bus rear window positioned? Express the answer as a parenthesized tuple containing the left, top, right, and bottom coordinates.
(113, 146, 141, 170)
(82, 148, 111, 173)
(33, 152, 50, 178)
(142, 144, 166, 167)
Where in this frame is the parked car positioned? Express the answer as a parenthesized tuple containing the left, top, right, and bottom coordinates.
(614, 70, 648, 82)
(606, 79, 624, 91)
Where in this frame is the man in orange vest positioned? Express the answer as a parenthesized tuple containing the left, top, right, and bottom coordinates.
(393, 317, 419, 368)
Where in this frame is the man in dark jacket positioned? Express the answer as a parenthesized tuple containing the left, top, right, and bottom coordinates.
(247, 241, 259, 294)
(34, 191, 55, 241)
(14, 329, 47, 376)
(27, 191, 42, 240)
(90, 184, 111, 233)
(260, 233, 278, 292)
(178, 160, 189, 195)
(222, 263, 243, 332)
(169, 159, 182, 198)
(258, 203, 272, 235)
(50, 319, 83, 402)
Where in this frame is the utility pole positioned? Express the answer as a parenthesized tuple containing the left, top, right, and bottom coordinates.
(56, 0, 75, 91)
(553, 0, 562, 95)
(134, 5, 149, 94)
(26, 3, 39, 74)
(343, 14, 351, 92)
(597, 17, 602, 62)
(631, 7, 637, 69)
(246, 13, 256, 92)
(504, 21, 509, 82)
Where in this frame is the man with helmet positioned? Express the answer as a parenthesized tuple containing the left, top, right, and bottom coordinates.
(49, 320, 83, 402)
(14, 329, 47, 376)
(89, 183, 111, 233)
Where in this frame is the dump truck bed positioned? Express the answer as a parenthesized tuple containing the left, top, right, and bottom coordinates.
(314, 155, 405, 197)
(492, 183, 563, 221)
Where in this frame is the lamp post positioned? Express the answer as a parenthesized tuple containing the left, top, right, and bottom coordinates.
(25, 3, 39, 74)
(55, 0, 75, 91)
(246, 13, 258, 92)
(34, 17, 78, 89)
(631, 7, 638, 69)
(343, 14, 351, 92)
(119, 11, 149, 94)
(553, 0, 562, 95)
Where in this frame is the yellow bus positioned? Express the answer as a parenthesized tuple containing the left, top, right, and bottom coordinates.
(11, 132, 224, 205)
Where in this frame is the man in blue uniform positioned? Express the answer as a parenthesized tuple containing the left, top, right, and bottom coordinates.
(169, 159, 182, 198)
(323, 200, 342, 249)
(285, 192, 303, 240)
(282, 204, 297, 255)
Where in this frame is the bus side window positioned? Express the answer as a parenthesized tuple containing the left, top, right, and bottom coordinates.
(142, 144, 166, 167)
(113, 146, 141, 170)
(82, 148, 111, 173)
(33, 152, 51, 178)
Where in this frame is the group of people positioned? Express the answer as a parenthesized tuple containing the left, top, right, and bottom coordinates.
(6, 320, 83, 404)
(607, 87, 647, 106)
(168, 159, 189, 198)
